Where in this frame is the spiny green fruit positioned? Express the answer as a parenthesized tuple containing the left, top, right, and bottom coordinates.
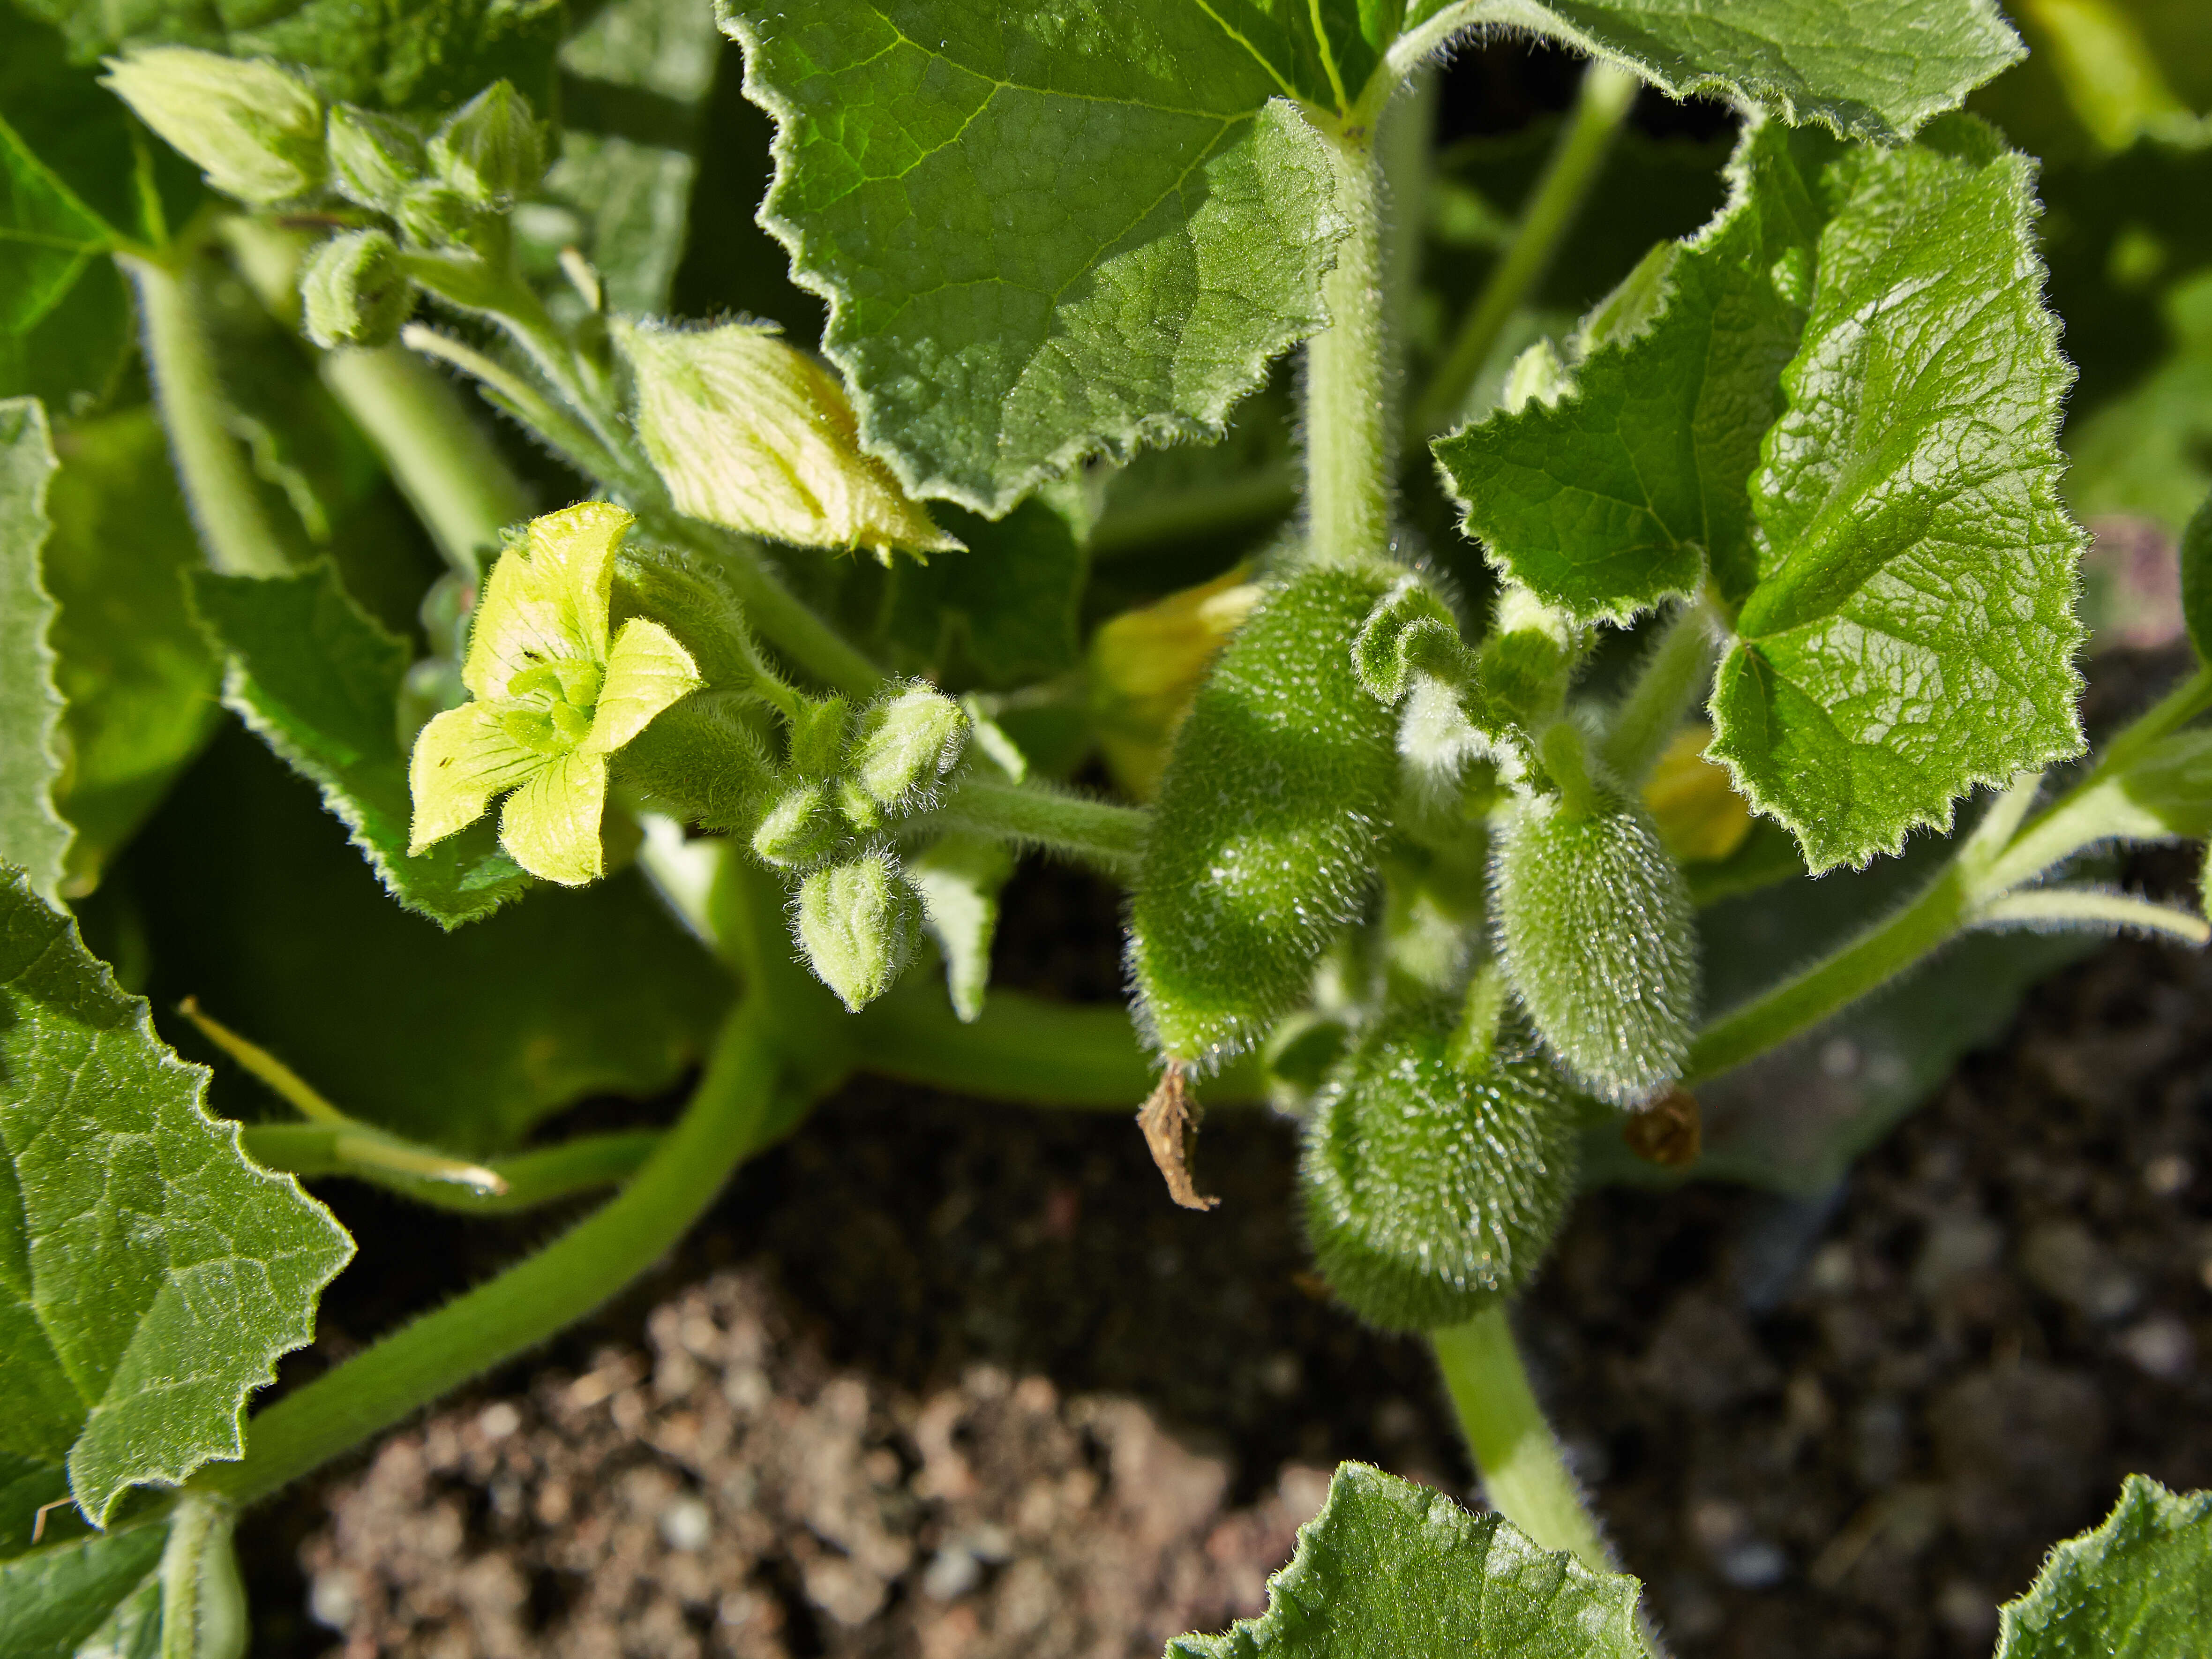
(1129, 560, 1401, 1061)
(1301, 1009, 1583, 1332)
(1492, 788, 1699, 1106)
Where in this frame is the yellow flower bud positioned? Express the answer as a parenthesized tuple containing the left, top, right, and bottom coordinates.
(1642, 723, 1754, 863)
(614, 319, 960, 563)
(1087, 565, 1263, 800)
(102, 47, 325, 205)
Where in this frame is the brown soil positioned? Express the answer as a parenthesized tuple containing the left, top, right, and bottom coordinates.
(255, 908, 2212, 1659)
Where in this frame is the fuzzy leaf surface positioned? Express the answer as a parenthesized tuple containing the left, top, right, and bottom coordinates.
(192, 562, 530, 928)
(1708, 123, 2085, 871)
(0, 398, 70, 903)
(1433, 120, 1837, 623)
(1404, 0, 2020, 142)
(0, 1524, 164, 1655)
(724, 0, 1347, 514)
(0, 869, 353, 1525)
(1995, 1475, 2212, 1656)
(1168, 1461, 1642, 1657)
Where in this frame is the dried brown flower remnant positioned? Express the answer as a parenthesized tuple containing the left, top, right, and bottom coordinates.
(1624, 1086, 1702, 1169)
(1139, 1065, 1219, 1210)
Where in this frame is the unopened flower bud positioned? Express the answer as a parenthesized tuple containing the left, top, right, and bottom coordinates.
(750, 782, 845, 869)
(614, 319, 961, 562)
(101, 47, 324, 204)
(394, 180, 482, 248)
(848, 684, 966, 814)
(327, 104, 425, 212)
(428, 81, 546, 204)
(1641, 724, 1753, 864)
(1088, 566, 1262, 800)
(795, 852, 922, 1012)
(300, 229, 412, 349)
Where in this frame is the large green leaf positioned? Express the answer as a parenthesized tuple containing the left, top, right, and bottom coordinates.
(0, 398, 70, 904)
(131, 726, 732, 1156)
(1710, 120, 2085, 871)
(44, 407, 222, 898)
(0, 867, 353, 1525)
(724, 0, 1349, 515)
(0, 1525, 164, 1657)
(1433, 119, 1838, 623)
(190, 561, 530, 929)
(1405, 1, 2021, 142)
(1995, 1476, 2212, 1656)
(884, 493, 1088, 688)
(1169, 1462, 1642, 1657)
(19, 0, 564, 114)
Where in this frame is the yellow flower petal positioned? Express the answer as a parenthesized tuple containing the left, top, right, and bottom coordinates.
(461, 501, 634, 700)
(585, 617, 701, 755)
(497, 747, 609, 886)
(408, 702, 545, 854)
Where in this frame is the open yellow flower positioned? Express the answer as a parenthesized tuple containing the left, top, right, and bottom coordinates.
(408, 502, 700, 885)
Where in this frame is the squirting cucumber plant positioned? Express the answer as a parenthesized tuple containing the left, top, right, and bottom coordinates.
(5, 0, 2212, 1652)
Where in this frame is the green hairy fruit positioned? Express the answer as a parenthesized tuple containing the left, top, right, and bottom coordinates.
(1129, 560, 1401, 1061)
(1493, 788, 1699, 1106)
(1301, 1008, 1583, 1333)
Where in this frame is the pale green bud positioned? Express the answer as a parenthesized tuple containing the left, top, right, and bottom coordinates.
(614, 319, 962, 562)
(394, 180, 482, 248)
(300, 229, 412, 349)
(428, 81, 546, 204)
(848, 684, 966, 814)
(101, 47, 325, 205)
(750, 782, 844, 869)
(795, 852, 922, 1012)
(327, 104, 425, 213)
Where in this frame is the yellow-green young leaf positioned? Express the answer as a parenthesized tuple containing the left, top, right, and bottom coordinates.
(0, 869, 353, 1526)
(1169, 1462, 1643, 1659)
(0, 398, 70, 904)
(1432, 120, 1840, 623)
(0, 1524, 164, 1656)
(192, 562, 530, 928)
(724, 1, 1347, 516)
(1995, 1476, 2212, 1656)
(1402, 0, 2022, 142)
(1710, 120, 2085, 871)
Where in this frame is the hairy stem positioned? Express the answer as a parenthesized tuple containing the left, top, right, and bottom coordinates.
(399, 323, 628, 484)
(321, 346, 533, 575)
(1305, 128, 1393, 567)
(242, 1125, 659, 1212)
(1684, 865, 1972, 1082)
(922, 776, 1147, 878)
(1432, 1308, 1657, 1654)
(191, 1006, 786, 1508)
(121, 251, 293, 578)
(856, 982, 1264, 1107)
(1597, 601, 1719, 787)
(643, 512, 885, 699)
(1408, 61, 1640, 442)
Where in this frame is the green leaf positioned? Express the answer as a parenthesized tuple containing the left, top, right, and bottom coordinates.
(0, 103, 129, 411)
(1168, 1461, 1642, 1658)
(190, 561, 530, 928)
(907, 832, 1015, 1023)
(1433, 119, 1838, 623)
(20, 0, 564, 116)
(0, 398, 70, 905)
(132, 726, 733, 1155)
(2184, 488, 2212, 667)
(725, 0, 1348, 515)
(884, 494, 1089, 688)
(1405, 0, 2022, 142)
(43, 406, 223, 897)
(1710, 120, 2085, 871)
(0, 1525, 164, 1658)
(0, 867, 354, 1524)
(1995, 1475, 2212, 1656)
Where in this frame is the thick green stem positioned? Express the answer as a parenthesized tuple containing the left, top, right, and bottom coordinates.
(1685, 866, 1971, 1082)
(1408, 61, 1640, 442)
(1305, 129, 1393, 567)
(321, 346, 532, 575)
(1597, 602, 1719, 786)
(1432, 1310, 1661, 1655)
(923, 776, 1147, 877)
(121, 252, 293, 578)
(191, 1005, 785, 1508)
(856, 982, 1263, 1107)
